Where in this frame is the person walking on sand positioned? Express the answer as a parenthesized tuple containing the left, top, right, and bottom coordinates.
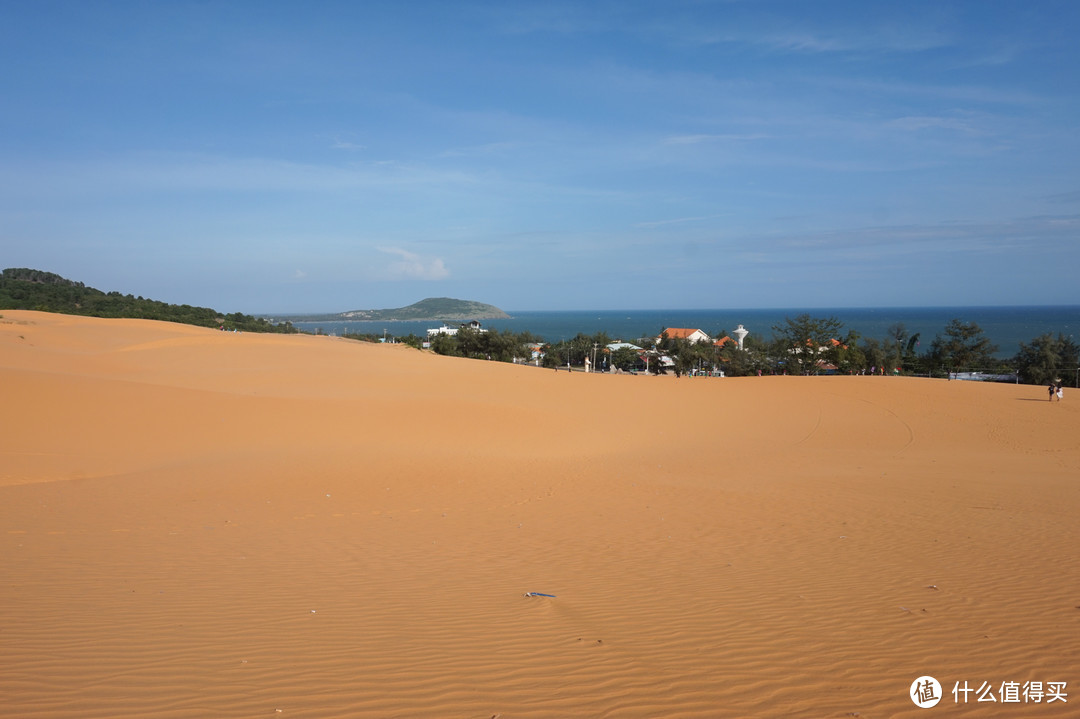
(1056, 381, 1064, 401)
(1049, 383, 1056, 401)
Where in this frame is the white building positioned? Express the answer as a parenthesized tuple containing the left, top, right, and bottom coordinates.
(426, 320, 486, 338)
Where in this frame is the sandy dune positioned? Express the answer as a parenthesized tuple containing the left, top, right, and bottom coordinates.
(1, 310, 1077, 718)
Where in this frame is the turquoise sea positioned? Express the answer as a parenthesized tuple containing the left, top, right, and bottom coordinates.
(294, 305, 1080, 359)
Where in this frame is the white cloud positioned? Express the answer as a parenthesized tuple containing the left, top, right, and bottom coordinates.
(378, 247, 450, 280)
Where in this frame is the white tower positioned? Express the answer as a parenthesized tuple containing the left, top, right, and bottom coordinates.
(733, 324, 749, 351)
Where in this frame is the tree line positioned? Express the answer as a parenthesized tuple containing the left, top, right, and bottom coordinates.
(421, 314, 1078, 387)
(761, 314, 1077, 386)
(0, 268, 298, 333)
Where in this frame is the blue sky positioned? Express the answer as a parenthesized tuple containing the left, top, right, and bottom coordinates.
(1, 1, 1078, 313)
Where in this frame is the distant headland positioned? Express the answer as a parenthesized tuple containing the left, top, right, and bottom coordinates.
(276, 298, 511, 323)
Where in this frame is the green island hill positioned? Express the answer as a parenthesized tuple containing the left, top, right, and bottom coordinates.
(278, 298, 510, 323)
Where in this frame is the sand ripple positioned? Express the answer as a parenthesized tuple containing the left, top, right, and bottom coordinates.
(2, 312, 1077, 717)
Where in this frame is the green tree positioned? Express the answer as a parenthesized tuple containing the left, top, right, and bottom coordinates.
(928, 319, 999, 372)
(770, 314, 846, 375)
(1013, 333, 1080, 386)
(541, 332, 613, 370)
(884, 323, 908, 371)
(902, 333, 923, 373)
(666, 337, 695, 377)
(609, 346, 643, 372)
(397, 333, 424, 349)
(455, 327, 488, 358)
(430, 333, 460, 356)
(859, 337, 885, 373)
(540, 342, 561, 368)
(691, 337, 721, 375)
(485, 329, 528, 362)
(717, 339, 755, 376)
(833, 331, 864, 374)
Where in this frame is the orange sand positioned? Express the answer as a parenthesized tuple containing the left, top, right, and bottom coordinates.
(1, 310, 1077, 718)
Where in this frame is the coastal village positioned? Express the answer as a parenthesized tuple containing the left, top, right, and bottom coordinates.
(426, 320, 755, 374)
(413, 312, 1068, 382)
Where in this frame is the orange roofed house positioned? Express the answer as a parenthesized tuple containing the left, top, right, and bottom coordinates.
(658, 328, 711, 344)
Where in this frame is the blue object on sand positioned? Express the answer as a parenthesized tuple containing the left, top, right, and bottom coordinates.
(524, 592, 556, 598)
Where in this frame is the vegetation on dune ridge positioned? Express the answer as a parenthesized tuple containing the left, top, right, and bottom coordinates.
(0, 268, 298, 333)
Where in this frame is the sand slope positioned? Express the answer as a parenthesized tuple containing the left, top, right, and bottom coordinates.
(1, 310, 1077, 718)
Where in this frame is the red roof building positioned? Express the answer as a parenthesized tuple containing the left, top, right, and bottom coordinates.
(658, 328, 711, 344)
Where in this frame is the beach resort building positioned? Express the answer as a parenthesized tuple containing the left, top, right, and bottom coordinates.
(426, 320, 486, 338)
(527, 342, 545, 364)
(658, 328, 711, 344)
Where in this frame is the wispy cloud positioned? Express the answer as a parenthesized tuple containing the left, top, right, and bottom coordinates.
(663, 14, 953, 56)
(318, 132, 367, 151)
(378, 247, 450, 280)
(437, 141, 523, 158)
(810, 76, 1042, 106)
(662, 133, 770, 145)
(755, 26, 951, 55)
(736, 215, 1080, 259)
(1042, 190, 1080, 205)
(0, 153, 479, 196)
(885, 116, 984, 134)
(951, 44, 1025, 69)
(635, 214, 726, 229)
(491, 3, 609, 36)
(331, 139, 366, 151)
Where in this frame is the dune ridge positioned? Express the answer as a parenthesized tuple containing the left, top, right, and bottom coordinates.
(2, 310, 1077, 717)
